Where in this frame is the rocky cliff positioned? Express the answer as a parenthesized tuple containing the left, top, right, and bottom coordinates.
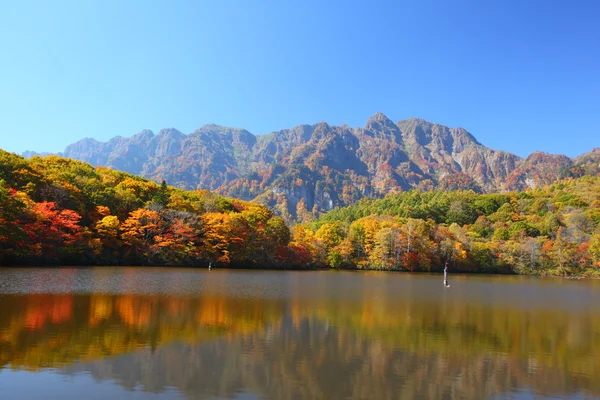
(25, 113, 597, 221)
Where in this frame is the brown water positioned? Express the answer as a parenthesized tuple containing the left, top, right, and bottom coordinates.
(0, 268, 599, 400)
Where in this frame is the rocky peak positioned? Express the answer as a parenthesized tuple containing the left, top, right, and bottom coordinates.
(363, 112, 402, 141)
(525, 151, 571, 164)
(191, 125, 255, 146)
(452, 127, 480, 145)
(39, 115, 595, 222)
(76, 137, 101, 146)
(156, 128, 185, 139)
(397, 118, 437, 145)
(131, 129, 155, 142)
(151, 129, 185, 158)
(63, 137, 102, 154)
(314, 121, 330, 130)
(310, 122, 332, 141)
(575, 148, 600, 165)
(365, 112, 395, 128)
(191, 124, 228, 136)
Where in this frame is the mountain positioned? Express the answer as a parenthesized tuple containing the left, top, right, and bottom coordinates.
(22, 150, 53, 158)
(25, 114, 597, 222)
(571, 148, 600, 177)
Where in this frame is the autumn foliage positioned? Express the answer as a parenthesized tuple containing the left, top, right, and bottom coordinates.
(300, 176, 600, 277)
(0, 151, 292, 267)
(2, 149, 600, 276)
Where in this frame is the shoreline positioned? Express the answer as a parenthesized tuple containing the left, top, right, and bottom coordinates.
(1, 263, 598, 279)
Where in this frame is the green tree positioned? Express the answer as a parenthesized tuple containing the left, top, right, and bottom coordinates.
(447, 199, 477, 226)
(152, 180, 170, 207)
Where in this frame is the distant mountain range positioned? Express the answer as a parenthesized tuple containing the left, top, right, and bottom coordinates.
(23, 113, 599, 221)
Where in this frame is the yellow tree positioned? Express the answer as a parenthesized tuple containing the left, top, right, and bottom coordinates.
(96, 215, 120, 237)
(370, 226, 403, 270)
(296, 198, 313, 223)
(167, 193, 195, 213)
(201, 212, 234, 264)
(120, 209, 162, 261)
(348, 217, 381, 262)
(315, 222, 344, 250)
(330, 238, 354, 268)
(591, 234, 600, 267)
(291, 225, 326, 266)
(95, 215, 121, 257)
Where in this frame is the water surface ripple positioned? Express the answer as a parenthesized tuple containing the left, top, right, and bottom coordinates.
(0, 267, 599, 400)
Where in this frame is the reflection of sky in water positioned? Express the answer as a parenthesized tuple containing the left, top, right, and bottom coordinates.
(1, 369, 591, 400)
(2, 370, 262, 400)
(1, 268, 599, 400)
(2, 369, 183, 400)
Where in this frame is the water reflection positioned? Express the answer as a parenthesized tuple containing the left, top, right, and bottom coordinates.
(0, 269, 599, 399)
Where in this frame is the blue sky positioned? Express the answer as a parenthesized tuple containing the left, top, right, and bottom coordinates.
(0, 0, 598, 157)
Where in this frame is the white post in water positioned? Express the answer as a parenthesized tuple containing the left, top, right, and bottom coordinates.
(444, 261, 450, 288)
(208, 262, 212, 271)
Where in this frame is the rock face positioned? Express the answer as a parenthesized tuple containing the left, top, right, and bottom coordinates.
(27, 114, 596, 221)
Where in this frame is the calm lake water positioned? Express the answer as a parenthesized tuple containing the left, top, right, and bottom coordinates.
(0, 268, 599, 400)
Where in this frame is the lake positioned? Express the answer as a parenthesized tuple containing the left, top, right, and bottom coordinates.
(0, 268, 599, 400)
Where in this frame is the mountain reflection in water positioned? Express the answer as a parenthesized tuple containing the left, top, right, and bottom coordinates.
(0, 268, 599, 400)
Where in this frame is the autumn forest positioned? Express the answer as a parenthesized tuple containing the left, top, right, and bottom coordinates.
(1, 149, 599, 276)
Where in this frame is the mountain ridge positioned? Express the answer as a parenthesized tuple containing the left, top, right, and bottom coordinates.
(22, 114, 598, 221)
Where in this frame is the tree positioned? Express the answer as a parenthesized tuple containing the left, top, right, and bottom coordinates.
(154, 218, 200, 265)
(548, 228, 579, 276)
(330, 238, 354, 268)
(436, 226, 467, 269)
(296, 198, 313, 223)
(0, 183, 27, 263)
(590, 234, 600, 267)
(201, 212, 234, 264)
(120, 209, 163, 262)
(370, 226, 402, 270)
(152, 180, 170, 207)
(267, 217, 291, 246)
(348, 218, 381, 262)
(315, 222, 344, 250)
(25, 201, 83, 262)
(95, 215, 121, 259)
(291, 225, 325, 266)
(447, 199, 478, 226)
(520, 237, 542, 273)
(470, 215, 493, 238)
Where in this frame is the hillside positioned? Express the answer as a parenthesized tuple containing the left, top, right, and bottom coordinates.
(25, 114, 597, 222)
(0, 150, 292, 267)
(297, 176, 600, 277)
(3, 148, 600, 276)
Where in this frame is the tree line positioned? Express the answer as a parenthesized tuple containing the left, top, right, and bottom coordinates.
(0, 150, 292, 267)
(290, 176, 600, 277)
(1, 149, 599, 276)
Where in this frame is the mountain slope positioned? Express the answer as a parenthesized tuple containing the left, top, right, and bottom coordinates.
(26, 114, 596, 221)
(0, 150, 293, 267)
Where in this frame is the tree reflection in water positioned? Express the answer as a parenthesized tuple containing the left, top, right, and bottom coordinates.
(0, 269, 599, 399)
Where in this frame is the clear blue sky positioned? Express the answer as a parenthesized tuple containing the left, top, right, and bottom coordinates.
(0, 0, 598, 157)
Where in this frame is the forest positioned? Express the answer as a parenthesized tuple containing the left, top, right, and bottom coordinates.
(0, 150, 292, 267)
(294, 175, 600, 277)
(1, 149, 600, 276)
